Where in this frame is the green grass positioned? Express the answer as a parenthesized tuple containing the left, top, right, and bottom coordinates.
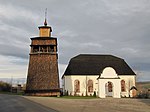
(59, 96, 98, 99)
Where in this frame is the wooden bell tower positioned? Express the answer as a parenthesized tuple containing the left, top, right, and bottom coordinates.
(26, 18, 60, 96)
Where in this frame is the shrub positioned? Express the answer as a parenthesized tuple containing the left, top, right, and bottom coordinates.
(93, 91, 96, 97)
(0, 81, 11, 92)
(137, 92, 150, 99)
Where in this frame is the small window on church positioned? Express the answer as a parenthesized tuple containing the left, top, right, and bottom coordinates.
(121, 80, 126, 92)
(108, 82, 113, 92)
(74, 80, 80, 93)
(88, 80, 93, 92)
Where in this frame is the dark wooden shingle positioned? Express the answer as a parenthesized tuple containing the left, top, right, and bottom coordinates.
(64, 54, 136, 76)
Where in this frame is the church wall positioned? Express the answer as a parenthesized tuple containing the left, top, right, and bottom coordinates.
(98, 79, 121, 98)
(63, 75, 136, 98)
(63, 75, 99, 96)
(101, 67, 118, 78)
(119, 75, 136, 97)
(98, 67, 121, 98)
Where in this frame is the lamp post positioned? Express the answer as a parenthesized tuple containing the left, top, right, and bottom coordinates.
(10, 76, 13, 93)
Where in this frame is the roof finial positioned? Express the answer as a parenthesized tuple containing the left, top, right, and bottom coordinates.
(44, 8, 47, 26)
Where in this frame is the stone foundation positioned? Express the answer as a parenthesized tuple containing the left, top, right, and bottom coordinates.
(25, 89, 60, 97)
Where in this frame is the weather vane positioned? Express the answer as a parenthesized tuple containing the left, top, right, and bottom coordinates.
(44, 8, 47, 26)
(45, 8, 47, 19)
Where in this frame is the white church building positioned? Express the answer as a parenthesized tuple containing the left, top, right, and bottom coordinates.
(62, 54, 136, 98)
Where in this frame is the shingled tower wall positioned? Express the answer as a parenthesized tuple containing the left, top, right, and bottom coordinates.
(26, 19, 60, 96)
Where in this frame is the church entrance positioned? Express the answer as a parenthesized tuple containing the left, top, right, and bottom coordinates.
(105, 81, 113, 97)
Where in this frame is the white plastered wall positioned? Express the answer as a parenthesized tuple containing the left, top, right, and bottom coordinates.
(119, 75, 136, 97)
(98, 79, 121, 98)
(62, 70, 136, 98)
(98, 67, 121, 98)
(63, 75, 99, 96)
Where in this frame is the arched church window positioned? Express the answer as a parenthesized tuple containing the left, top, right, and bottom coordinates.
(108, 82, 113, 92)
(74, 80, 80, 92)
(121, 80, 126, 92)
(88, 80, 93, 92)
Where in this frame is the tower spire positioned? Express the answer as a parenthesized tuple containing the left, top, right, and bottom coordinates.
(44, 8, 47, 26)
(39, 8, 52, 37)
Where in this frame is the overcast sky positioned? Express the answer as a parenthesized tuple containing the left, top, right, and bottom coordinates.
(0, 0, 150, 82)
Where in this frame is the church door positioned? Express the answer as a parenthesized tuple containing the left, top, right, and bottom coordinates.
(105, 81, 113, 97)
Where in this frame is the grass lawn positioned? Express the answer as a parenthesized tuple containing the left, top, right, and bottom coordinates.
(59, 96, 98, 99)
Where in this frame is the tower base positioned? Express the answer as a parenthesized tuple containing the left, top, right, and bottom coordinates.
(25, 89, 60, 97)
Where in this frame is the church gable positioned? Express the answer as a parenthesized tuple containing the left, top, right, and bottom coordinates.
(101, 67, 118, 78)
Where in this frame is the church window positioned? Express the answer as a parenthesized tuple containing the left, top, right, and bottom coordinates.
(121, 80, 126, 92)
(74, 80, 80, 92)
(88, 80, 93, 92)
(108, 82, 113, 92)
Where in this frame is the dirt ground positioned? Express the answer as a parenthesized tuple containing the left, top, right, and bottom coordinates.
(24, 96, 150, 112)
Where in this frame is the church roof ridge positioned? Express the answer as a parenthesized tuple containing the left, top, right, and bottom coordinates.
(71, 54, 124, 61)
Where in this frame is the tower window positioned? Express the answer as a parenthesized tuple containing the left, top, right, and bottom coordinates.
(32, 46, 39, 53)
(40, 46, 47, 52)
(48, 46, 54, 52)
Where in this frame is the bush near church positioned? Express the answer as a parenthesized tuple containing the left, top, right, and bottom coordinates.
(0, 81, 11, 92)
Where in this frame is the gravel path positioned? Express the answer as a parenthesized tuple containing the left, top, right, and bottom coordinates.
(24, 96, 150, 112)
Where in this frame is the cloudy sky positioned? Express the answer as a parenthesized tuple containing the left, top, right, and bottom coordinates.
(0, 0, 150, 82)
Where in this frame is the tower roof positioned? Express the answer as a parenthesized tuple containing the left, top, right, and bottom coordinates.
(38, 9, 52, 32)
(38, 19, 52, 30)
(44, 18, 47, 26)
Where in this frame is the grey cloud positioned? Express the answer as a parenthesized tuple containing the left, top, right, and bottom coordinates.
(0, 44, 29, 59)
(0, 0, 150, 81)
